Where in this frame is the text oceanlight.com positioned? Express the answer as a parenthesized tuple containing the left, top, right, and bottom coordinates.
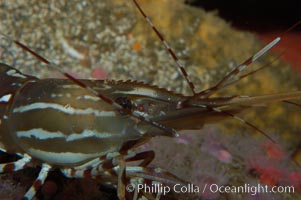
(126, 183, 295, 196)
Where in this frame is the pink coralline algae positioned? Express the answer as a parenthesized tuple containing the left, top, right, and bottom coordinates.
(200, 130, 233, 163)
(91, 66, 108, 80)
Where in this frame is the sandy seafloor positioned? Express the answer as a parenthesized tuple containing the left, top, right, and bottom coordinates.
(0, 0, 301, 199)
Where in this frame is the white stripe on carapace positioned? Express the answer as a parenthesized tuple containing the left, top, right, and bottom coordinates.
(6, 69, 28, 79)
(61, 83, 110, 90)
(27, 148, 107, 165)
(0, 146, 6, 152)
(12, 102, 116, 117)
(50, 93, 64, 98)
(17, 129, 65, 140)
(10, 82, 22, 87)
(67, 130, 116, 141)
(16, 128, 118, 141)
(76, 95, 101, 102)
(61, 84, 81, 89)
(113, 87, 158, 98)
(0, 94, 12, 103)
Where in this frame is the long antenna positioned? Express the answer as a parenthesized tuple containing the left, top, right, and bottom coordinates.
(196, 37, 281, 98)
(132, 0, 197, 95)
(197, 20, 301, 99)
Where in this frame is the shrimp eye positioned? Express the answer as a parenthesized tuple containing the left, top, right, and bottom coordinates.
(115, 96, 133, 114)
